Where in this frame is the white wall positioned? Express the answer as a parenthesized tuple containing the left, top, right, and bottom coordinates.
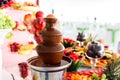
(40, 0, 120, 23)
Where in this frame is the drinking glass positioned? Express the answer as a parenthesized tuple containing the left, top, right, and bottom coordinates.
(86, 41, 104, 69)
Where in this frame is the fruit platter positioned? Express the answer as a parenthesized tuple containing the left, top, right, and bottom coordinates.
(64, 45, 118, 67)
(62, 33, 120, 80)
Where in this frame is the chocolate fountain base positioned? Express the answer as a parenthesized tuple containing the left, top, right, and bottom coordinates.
(27, 56, 72, 80)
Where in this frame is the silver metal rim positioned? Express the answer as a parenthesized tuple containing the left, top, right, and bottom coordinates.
(27, 56, 72, 72)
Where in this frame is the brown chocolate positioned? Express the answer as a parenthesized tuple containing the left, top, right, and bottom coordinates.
(36, 17, 65, 65)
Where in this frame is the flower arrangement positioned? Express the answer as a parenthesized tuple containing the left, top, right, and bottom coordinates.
(62, 38, 76, 48)
(23, 11, 45, 44)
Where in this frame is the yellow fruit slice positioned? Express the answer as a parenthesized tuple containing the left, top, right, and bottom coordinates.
(18, 49, 32, 55)
(18, 44, 35, 55)
(5, 32, 13, 40)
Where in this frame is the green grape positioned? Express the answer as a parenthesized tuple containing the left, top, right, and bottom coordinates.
(91, 73, 99, 80)
(0, 11, 15, 29)
(101, 74, 107, 80)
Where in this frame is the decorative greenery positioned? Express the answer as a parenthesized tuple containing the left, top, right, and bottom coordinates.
(103, 56, 120, 80)
(84, 34, 97, 46)
(67, 60, 83, 72)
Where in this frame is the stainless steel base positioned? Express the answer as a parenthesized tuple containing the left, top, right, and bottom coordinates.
(27, 56, 72, 80)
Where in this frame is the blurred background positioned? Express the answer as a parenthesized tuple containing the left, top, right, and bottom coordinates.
(15, 0, 120, 52)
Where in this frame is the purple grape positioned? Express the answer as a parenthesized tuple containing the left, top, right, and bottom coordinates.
(76, 32, 86, 42)
(86, 41, 104, 59)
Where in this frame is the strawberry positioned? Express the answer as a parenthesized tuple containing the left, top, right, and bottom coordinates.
(35, 11, 44, 18)
(34, 34, 42, 44)
(34, 17, 45, 30)
(28, 41, 34, 44)
(18, 62, 28, 79)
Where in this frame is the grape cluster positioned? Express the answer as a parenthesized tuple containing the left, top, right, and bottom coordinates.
(18, 62, 28, 79)
(0, 0, 8, 7)
(0, 0, 11, 7)
(76, 32, 85, 42)
(0, 11, 15, 29)
(86, 41, 103, 58)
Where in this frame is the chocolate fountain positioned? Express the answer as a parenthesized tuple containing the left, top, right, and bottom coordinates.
(27, 14, 72, 80)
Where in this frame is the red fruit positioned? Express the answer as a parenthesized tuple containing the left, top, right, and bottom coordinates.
(18, 62, 28, 79)
(18, 62, 28, 67)
(21, 71, 28, 78)
(15, 21, 19, 27)
(27, 25, 36, 34)
(82, 71, 91, 76)
(35, 11, 44, 18)
(34, 17, 45, 30)
(9, 42, 21, 52)
(13, 21, 19, 30)
(23, 13, 35, 26)
(34, 35, 42, 44)
(28, 41, 34, 44)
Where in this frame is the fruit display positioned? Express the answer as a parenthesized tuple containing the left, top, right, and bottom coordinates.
(102, 46, 113, 59)
(18, 43, 35, 55)
(9, 42, 21, 52)
(77, 32, 86, 42)
(86, 41, 104, 59)
(61, 31, 120, 79)
(23, 11, 45, 43)
(23, 13, 35, 27)
(12, 2, 22, 9)
(2, 7, 120, 80)
(18, 62, 28, 79)
(0, 11, 15, 29)
(66, 68, 106, 80)
(8, 41, 35, 55)
(64, 50, 84, 72)
(103, 56, 120, 80)
(0, 0, 13, 8)
(24, 2, 36, 6)
(63, 32, 118, 67)
(11, 1, 40, 11)
(62, 38, 76, 48)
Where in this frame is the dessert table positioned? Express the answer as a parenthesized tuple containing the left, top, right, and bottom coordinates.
(2, 7, 120, 80)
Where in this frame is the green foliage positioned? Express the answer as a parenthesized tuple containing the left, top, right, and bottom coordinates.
(103, 57, 120, 80)
(67, 60, 83, 72)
